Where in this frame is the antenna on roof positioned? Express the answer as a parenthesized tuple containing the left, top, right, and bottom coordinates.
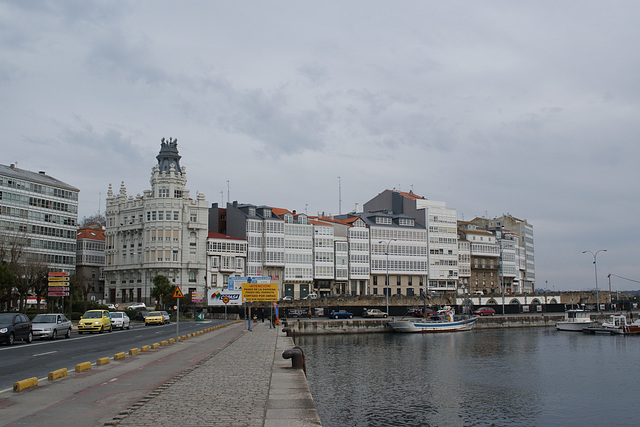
(338, 176, 342, 215)
(227, 180, 230, 205)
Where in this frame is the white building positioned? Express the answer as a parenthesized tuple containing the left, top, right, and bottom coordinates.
(206, 232, 247, 291)
(103, 139, 209, 305)
(0, 163, 79, 274)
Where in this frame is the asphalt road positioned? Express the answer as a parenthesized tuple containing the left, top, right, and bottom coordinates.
(0, 319, 227, 392)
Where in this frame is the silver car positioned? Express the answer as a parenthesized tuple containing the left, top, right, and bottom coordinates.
(109, 311, 131, 330)
(31, 313, 72, 340)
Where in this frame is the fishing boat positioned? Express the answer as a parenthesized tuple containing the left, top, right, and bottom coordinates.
(555, 309, 594, 332)
(388, 306, 478, 333)
(582, 313, 640, 335)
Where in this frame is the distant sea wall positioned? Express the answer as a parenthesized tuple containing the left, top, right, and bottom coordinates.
(285, 314, 566, 335)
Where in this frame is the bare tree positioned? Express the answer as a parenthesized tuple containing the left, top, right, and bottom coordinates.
(14, 259, 49, 312)
(80, 213, 106, 229)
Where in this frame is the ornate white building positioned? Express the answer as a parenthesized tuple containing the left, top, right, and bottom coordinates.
(103, 139, 208, 306)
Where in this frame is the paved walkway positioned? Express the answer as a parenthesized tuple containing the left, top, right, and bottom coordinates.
(107, 321, 321, 427)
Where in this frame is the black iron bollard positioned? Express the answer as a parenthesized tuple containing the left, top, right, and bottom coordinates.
(282, 346, 306, 375)
(282, 327, 295, 338)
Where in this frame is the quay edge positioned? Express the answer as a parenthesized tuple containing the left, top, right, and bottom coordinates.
(286, 314, 565, 335)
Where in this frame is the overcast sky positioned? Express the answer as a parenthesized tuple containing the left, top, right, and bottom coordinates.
(2, 1, 639, 292)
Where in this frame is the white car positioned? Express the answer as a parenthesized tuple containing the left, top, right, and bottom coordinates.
(305, 293, 318, 300)
(127, 302, 147, 310)
(282, 296, 293, 301)
(109, 311, 131, 329)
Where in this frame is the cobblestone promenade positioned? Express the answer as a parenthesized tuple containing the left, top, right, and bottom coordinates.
(109, 321, 321, 427)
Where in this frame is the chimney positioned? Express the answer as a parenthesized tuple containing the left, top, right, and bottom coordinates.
(39, 171, 46, 175)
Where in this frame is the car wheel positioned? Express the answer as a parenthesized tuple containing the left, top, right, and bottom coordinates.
(26, 331, 33, 343)
(8, 333, 14, 345)
(98, 326, 104, 334)
(65, 328, 71, 339)
(52, 330, 57, 340)
(126, 324, 130, 330)
(78, 331, 83, 335)
(108, 325, 113, 332)
(384, 314, 388, 318)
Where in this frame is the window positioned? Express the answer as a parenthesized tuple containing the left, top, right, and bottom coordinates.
(158, 188, 169, 198)
(190, 212, 197, 222)
(173, 211, 179, 220)
(188, 271, 196, 283)
(174, 189, 183, 198)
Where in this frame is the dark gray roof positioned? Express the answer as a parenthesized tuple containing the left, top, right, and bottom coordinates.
(0, 164, 80, 192)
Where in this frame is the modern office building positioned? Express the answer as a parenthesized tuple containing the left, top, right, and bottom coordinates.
(103, 139, 209, 306)
(0, 163, 79, 274)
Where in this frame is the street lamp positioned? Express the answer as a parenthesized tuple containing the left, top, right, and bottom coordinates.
(379, 239, 396, 316)
(582, 249, 606, 311)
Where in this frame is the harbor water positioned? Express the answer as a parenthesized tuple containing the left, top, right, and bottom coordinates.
(297, 327, 640, 426)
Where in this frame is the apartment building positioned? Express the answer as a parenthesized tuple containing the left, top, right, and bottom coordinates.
(103, 139, 209, 305)
(76, 227, 105, 302)
(206, 231, 247, 290)
(364, 189, 458, 293)
(0, 163, 79, 274)
(357, 210, 428, 297)
(472, 215, 535, 293)
(458, 221, 500, 294)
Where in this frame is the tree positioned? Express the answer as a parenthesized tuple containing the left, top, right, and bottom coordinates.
(14, 259, 48, 312)
(73, 269, 94, 312)
(151, 275, 175, 309)
(0, 261, 16, 311)
(80, 213, 106, 228)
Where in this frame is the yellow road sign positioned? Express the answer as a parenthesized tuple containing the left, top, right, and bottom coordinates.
(173, 286, 184, 298)
(48, 276, 69, 282)
(242, 283, 278, 302)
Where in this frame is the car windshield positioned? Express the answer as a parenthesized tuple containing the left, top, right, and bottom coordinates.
(83, 311, 103, 318)
(0, 313, 15, 323)
(149, 312, 162, 316)
(33, 314, 57, 323)
(111, 313, 123, 318)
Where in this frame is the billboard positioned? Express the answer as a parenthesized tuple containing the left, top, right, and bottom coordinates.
(242, 282, 278, 302)
(208, 290, 243, 306)
(228, 276, 271, 290)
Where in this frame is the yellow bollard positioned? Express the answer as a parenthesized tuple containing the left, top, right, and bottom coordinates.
(160, 340, 168, 346)
(114, 352, 126, 360)
(129, 348, 139, 356)
(48, 368, 68, 381)
(141, 345, 150, 352)
(75, 362, 92, 373)
(151, 343, 159, 349)
(96, 357, 110, 366)
(13, 377, 38, 392)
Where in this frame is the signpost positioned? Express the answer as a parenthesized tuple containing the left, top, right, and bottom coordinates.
(48, 272, 69, 312)
(173, 285, 184, 340)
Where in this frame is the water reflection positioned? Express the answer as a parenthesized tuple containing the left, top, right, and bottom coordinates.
(298, 328, 640, 426)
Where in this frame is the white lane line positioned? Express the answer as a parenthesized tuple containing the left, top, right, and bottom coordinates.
(33, 351, 58, 357)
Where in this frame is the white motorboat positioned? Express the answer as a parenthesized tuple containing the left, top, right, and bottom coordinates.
(388, 306, 478, 333)
(555, 309, 594, 332)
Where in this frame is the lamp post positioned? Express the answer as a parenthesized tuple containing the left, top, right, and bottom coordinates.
(380, 239, 396, 316)
(582, 249, 606, 311)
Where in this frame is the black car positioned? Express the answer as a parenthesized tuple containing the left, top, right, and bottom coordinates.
(0, 313, 33, 345)
(134, 310, 150, 321)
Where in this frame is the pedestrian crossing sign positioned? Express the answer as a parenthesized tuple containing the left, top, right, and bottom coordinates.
(173, 286, 184, 298)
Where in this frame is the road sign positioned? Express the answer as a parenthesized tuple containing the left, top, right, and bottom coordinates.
(173, 286, 184, 298)
(48, 272, 69, 277)
(242, 283, 278, 302)
(48, 291, 69, 297)
(48, 276, 70, 282)
(115, 303, 119, 309)
(47, 286, 68, 292)
(222, 296, 230, 304)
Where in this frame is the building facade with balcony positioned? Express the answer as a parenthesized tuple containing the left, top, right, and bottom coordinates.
(103, 139, 209, 306)
(206, 231, 247, 291)
(76, 227, 105, 303)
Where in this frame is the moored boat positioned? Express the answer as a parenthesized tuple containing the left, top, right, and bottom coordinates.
(388, 306, 478, 333)
(556, 309, 594, 332)
(582, 314, 640, 335)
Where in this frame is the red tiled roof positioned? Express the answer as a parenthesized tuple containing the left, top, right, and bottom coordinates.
(394, 190, 425, 200)
(76, 228, 105, 241)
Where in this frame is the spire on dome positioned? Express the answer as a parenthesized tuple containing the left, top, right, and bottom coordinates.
(156, 137, 182, 174)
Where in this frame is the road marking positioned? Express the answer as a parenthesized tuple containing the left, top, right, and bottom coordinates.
(33, 351, 58, 357)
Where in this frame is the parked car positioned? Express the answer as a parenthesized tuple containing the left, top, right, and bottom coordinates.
(330, 310, 353, 319)
(0, 312, 33, 345)
(362, 308, 388, 318)
(109, 311, 131, 330)
(410, 308, 436, 317)
(281, 296, 293, 301)
(134, 310, 150, 321)
(473, 307, 496, 316)
(304, 292, 318, 300)
(160, 311, 170, 324)
(145, 311, 165, 326)
(127, 302, 147, 310)
(31, 313, 72, 339)
(107, 303, 116, 310)
(78, 310, 113, 334)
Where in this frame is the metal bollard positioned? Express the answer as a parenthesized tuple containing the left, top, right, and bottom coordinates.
(282, 346, 306, 375)
(282, 327, 295, 338)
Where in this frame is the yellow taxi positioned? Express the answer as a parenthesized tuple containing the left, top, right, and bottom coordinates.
(78, 310, 112, 334)
(145, 311, 165, 326)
